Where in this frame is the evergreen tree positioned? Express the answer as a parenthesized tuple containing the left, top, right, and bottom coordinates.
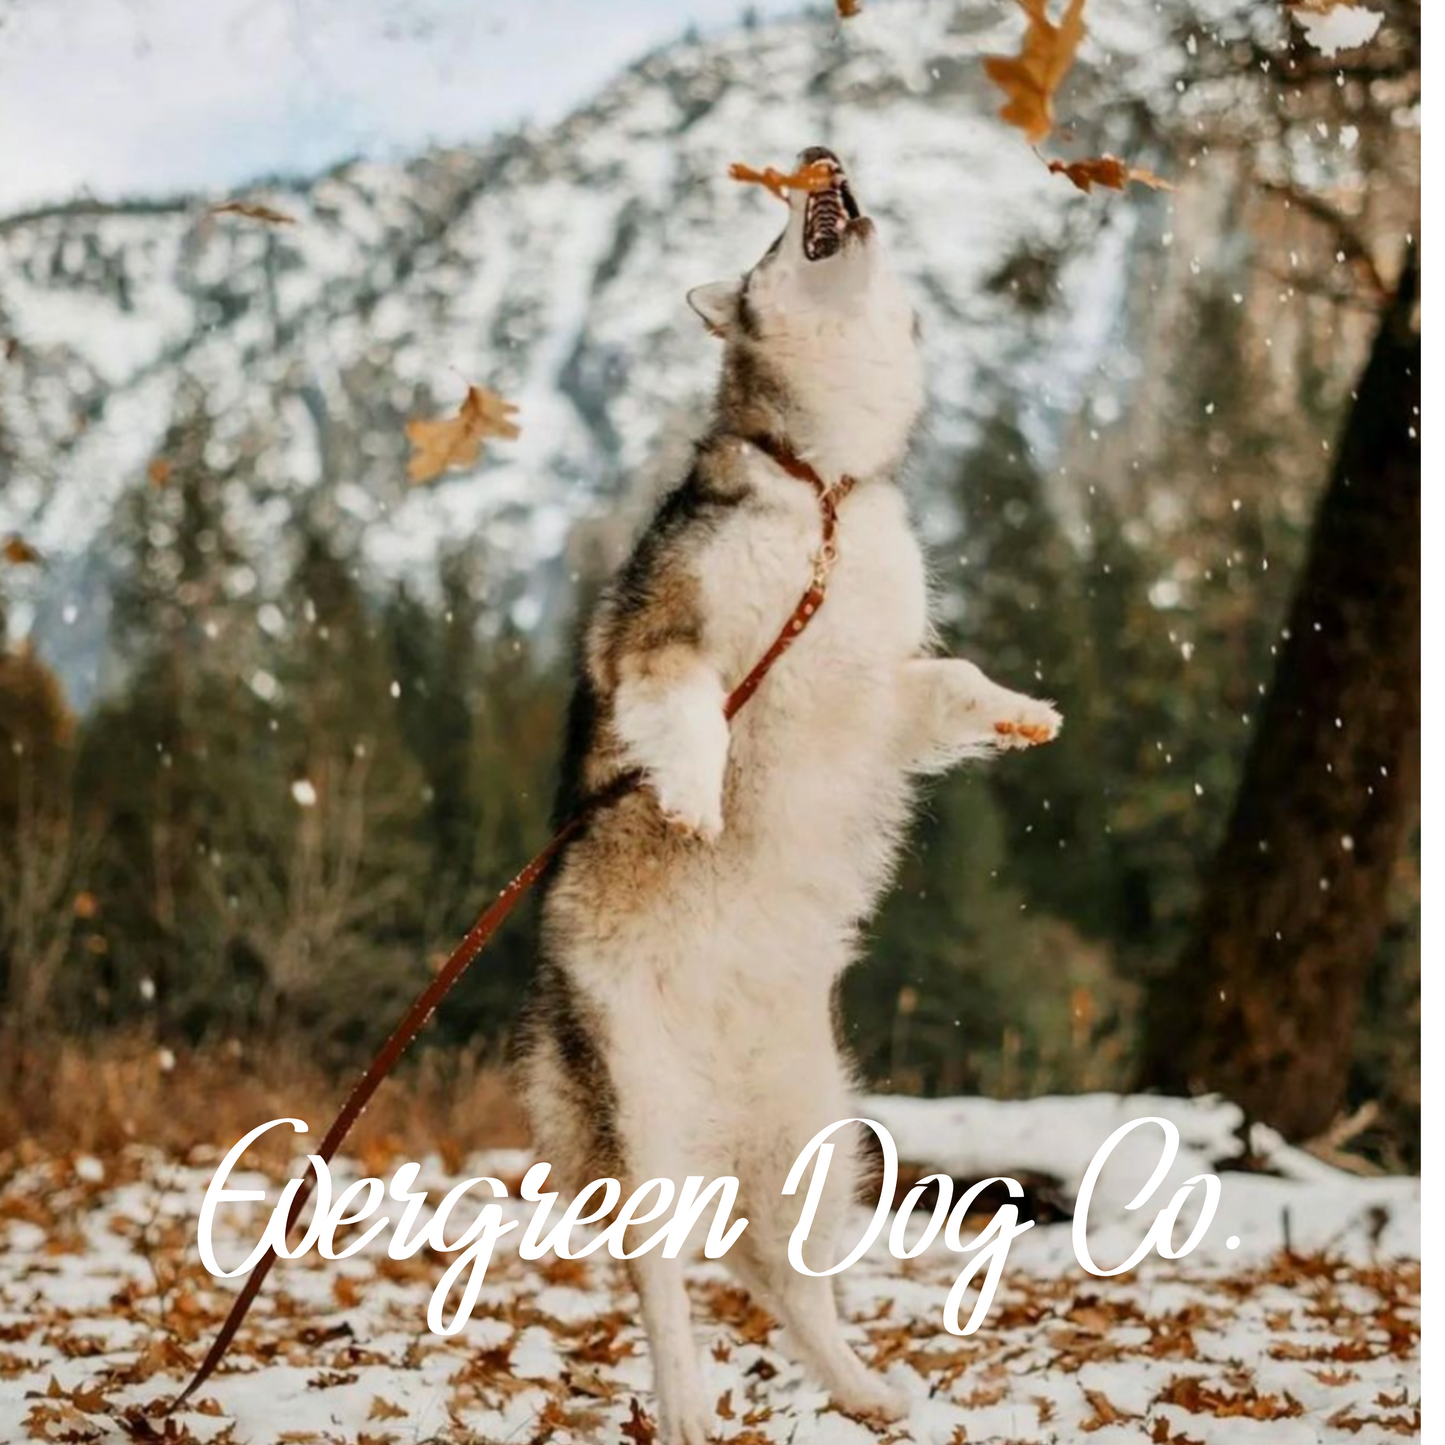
(77, 394, 272, 1037)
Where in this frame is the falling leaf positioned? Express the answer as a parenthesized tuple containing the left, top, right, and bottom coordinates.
(207, 200, 296, 226)
(3, 535, 42, 567)
(147, 458, 173, 488)
(1047, 156, 1174, 194)
(404, 385, 520, 485)
(836, 0, 862, 15)
(728, 159, 837, 202)
(983, 0, 1088, 145)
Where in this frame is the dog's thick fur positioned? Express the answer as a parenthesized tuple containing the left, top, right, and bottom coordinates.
(514, 149, 1060, 1444)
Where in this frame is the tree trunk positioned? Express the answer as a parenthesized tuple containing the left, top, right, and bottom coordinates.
(1144, 251, 1420, 1139)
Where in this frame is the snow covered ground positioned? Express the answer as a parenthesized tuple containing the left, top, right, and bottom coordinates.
(0, 1094, 1419, 1444)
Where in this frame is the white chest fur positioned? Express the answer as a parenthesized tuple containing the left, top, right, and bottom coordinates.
(695, 464, 930, 910)
(702, 466, 929, 712)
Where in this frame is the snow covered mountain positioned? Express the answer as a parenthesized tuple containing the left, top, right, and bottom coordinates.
(0, 0, 1181, 705)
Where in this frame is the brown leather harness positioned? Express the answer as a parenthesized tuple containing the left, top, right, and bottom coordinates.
(173, 436, 854, 1409)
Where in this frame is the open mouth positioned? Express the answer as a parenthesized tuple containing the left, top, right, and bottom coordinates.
(801, 153, 863, 263)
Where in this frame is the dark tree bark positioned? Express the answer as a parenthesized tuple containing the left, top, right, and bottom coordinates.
(1144, 251, 1420, 1139)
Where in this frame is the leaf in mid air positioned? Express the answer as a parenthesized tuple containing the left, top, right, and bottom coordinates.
(728, 159, 838, 202)
(1047, 156, 1174, 193)
(983, 0, 1088, 145)
(207, 200, 297, 226)
(404, 385, 520, 485)
(3, 535, 43, 566)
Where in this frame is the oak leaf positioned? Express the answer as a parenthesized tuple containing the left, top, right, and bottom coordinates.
(620, 1397, 656, 1445)
(404, 385, 520, 485)
(1048, 156, 1174, 194)
(983, 0, 1088, 144)
(728, 159, 837, 202)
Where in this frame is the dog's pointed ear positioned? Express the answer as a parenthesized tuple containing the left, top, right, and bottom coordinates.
(687, 280, 742, 338)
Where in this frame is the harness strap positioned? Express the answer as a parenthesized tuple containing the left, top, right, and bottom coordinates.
(172, 440, 852, 1409)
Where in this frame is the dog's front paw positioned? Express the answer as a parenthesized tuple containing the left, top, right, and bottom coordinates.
(989, 693, 1062, 750)
(650, 767, 724, 842)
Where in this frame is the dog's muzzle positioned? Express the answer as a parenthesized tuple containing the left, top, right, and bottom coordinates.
(799, 147, 863, 262)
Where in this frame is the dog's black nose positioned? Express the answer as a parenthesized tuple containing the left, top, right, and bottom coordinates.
(797, 146, 842, 169)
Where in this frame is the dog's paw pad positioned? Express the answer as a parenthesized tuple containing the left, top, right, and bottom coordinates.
(991, 700, 1061, 749)
(993, 718, 1054, 745)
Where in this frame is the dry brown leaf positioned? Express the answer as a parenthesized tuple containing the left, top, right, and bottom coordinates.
(620, 1397, 657, 1445)
(836, 0, 862, 15)
(404, 385, 519, 485)
(728, 159, 837, 202)
(1148, 1421, 1205, 1445)
(366, 1398, 407, 1422)
(1328, 1404, 1421, 1436)
(983, 0, 1088, 144)
(563, 1367, 618, 1401)
(1155, 1376, 1305, 1421)
(1082, 1387, 1137, 1430)
(1047, 156, 1175, 194)
(3, 535, 43, 567)
(24, 1401, 104, 1443)
(207, 201, 296, 226)
(147, 458, 173, 488)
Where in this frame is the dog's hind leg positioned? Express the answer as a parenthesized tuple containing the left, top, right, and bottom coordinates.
(729, 1121, 908, 1424)
(610, 1063, 714, 1445)
(626, 1249, 710, 1445)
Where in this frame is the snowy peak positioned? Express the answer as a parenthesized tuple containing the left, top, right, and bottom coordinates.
(0, 0, 1176, 701)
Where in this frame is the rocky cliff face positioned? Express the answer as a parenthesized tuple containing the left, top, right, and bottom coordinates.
(0, 0, 1177, 704)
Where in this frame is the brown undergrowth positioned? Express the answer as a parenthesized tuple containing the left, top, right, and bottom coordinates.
(0, 1031, 528, 1179)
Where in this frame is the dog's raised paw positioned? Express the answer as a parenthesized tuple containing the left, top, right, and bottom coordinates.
(650, 772, 724, 842)
(991, 697, 1062, 749)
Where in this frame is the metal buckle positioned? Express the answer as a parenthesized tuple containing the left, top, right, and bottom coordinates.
(811, 538, 839, 587)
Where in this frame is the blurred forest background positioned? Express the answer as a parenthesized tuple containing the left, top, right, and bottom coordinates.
(0, 0, 1421, 1168)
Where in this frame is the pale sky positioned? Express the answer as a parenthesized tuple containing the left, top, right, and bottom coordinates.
(0, 0, 810, 213)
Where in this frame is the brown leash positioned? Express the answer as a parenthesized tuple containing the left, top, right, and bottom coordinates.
(172, 439, 853, 1409)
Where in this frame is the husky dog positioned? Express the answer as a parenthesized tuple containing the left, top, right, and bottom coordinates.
(515, 148, 1060, 1443)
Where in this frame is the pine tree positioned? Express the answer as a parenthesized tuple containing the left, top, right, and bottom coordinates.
(77, 395, 272, 1037)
